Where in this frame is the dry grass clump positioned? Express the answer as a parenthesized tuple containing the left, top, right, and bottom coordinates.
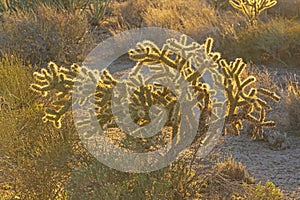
(0, 4, 95, 67)
(199, 157, 253, 199)
(108, 0, 247, 43)
(199, 156, 283, 199)
(231, 18, 300, 69)
(215, 157, 254, 184)
(278, 75, 300, 133)
(142, 0, 219, 41)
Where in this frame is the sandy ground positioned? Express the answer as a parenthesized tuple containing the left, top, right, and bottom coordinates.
(209, 132, 300, 199)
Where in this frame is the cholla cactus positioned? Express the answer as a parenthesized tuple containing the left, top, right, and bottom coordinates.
(219, 58, 280, 139)
(31, 34, 280, 141)
(229, 0, 277, 24)
(30, 62, 79, 128)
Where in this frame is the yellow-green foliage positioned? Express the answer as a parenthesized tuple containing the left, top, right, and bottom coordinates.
(0, 57, 82, 199)
(0, 4, 95, 66)
(31, 35, 280, 142)
(229, 0, 277, 23)
(243, 181, 283, 199)
(254, 181, 283, 200)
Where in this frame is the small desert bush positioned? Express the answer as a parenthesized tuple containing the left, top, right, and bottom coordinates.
(0, 4, 95, 67)
(243, 181, 283, 200)
(215, 157, 254, 184)
(231, 18, 300, 68)
(67, 158, 202, 199)
(0, 56, 84, 199)
(277, 75, 300, 133)
(201, 157, 282, 199)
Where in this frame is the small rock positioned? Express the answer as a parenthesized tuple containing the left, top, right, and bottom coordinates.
(264, 130, 290, 150)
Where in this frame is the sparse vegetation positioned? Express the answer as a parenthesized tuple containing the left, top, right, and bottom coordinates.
(0, 0, 299, 199)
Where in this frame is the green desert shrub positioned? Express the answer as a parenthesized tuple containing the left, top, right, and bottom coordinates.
(0, 56, 84, 199)
(0, 56, 35, 110)
(0, 4, 95, 67)
(243, 181, 283, 200)
(231, 18, 300, 69)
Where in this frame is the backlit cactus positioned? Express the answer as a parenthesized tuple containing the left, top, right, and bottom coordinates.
(31, 34, 280, 142)
(30, 62, 77, 128)
(229, 0, 277, 24)
(219, 58, 280, 139)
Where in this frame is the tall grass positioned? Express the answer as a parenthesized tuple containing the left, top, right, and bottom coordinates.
(0, 56, 82, 199)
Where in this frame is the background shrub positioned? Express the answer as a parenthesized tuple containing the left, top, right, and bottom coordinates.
(230, 18, 300, 69)
(108, 0, 247, 43)
(266, 0, 300, 19)
(0, 4, 96, 67)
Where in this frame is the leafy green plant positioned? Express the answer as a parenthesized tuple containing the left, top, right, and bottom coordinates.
(229, 0, 277, 24)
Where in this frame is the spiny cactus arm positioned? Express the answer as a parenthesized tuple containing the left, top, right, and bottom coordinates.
(257, 0, 277, 13)
(205, 38, 221, 63)
(257, 88, 280, 102)
(219, 57, 280, 137)
(229, 0, 244, 10)
(129, 41, 182, 70)
(42, 100, 72, 128)
(229, 0, 251, 21)
(229, 0, 277, 23)
(31, 62, 113, 129)
(30, 62, 82, 128)
(30, 62, 76, 97)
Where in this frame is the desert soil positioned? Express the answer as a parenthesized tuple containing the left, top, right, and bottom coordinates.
(209, 132, 300, 199)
